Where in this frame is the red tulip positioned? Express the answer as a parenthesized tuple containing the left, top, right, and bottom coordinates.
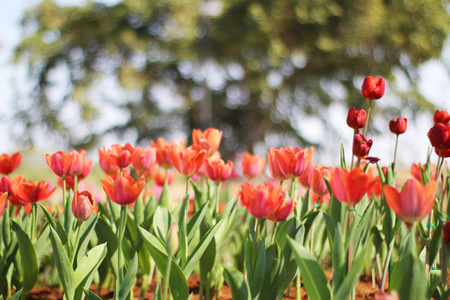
(132, 146, 157, 174)
(72, 191, 95, 221)
(428, 123, 450, 150)
(346, 107, 366, 130)
(443, 221, 450, 243)
(361, 76, 385, 100)
(204, 158, 233, 183)
(353, 132, 373, 159)
(241, 152, 266, 179)
(154, 169, 177, 187)
(311, 166, 331, 196)
(383, 179, 435, 226)
(435, 148, 450, 158)
(138, 163, 159, 182)
(389, 118, 407, 135)
(46, 150, 78, 178)
(0, 175, 12, 195)
(268, 146, 314, 181)
(330, 167, 372, 206)
(11, 178, 56, 203)
(433, 110, 450, 124)
(72, 149, 93, 178)
(0, 192, 7, 217)
(0, 152, 22, 175)
(101, 175, 145, 205)
(171, 145, 207, 177)
(192, 128, 222, 156)
(151, 138, 185, 169)
(373, 291, 400, 300)
(266, 195, 296, 222)
(298, 162, 314, 188)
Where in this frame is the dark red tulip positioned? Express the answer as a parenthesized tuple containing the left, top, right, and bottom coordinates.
(346, 107, 366, 129)
(361, 76, 385, 100)
(389, 118, 407, 135)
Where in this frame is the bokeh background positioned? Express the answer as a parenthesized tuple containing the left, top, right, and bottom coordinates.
(1, 0, 450, 170)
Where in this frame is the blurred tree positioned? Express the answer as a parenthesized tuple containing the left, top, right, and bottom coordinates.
(14, 0, 450, 157)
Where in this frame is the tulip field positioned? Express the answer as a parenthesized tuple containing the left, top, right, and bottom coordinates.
(1, 76, 450, 300)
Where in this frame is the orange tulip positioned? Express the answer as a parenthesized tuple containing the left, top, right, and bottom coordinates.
(0, 192, 7, 217)
(204, 158, 233, 183)
(266, 195, 296, 222)
(268, 146, 314, 181)
(154, 169, 177, 187)
(101, 175, 145, 205)
(98, 143, 134, 173)
(298, 162, 314, 188)
(171, 145, 207, 177)
(11, 178, 56, 203)
(138, 163, 159, 182)
(383, 179, 436, 226)
(241, 152, 266, 179)
(132, 146, 157, 174)
(0, 152, 22, 175)
(329, 167, 371, 206)
(192, 128, 222, 156)
(46, 150, 78, 178)
(151, 138, 185, 169)
(410, 163, 435, 182)
(72, 149, 93, 177)
(72, 190, 95, 221)
(311, 166, 331, 196)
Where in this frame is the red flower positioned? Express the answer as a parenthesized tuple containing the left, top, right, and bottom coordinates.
(410, 163, 435, 182)
(151, 138, 185, 169)
(383, 179, 435, 226)
(435, 148, 450, 158)
(266, 196, 296, 222)
(428, 123, 450, 150)
(241, 152, 266, 179)
(192, 128, 222, 156)
(346, 107, 366, 130)
(46, 151, 78, 178)
(72, 150, 93, 178)
(311, 166, 331, 196)
(154, 169, 177, 187)
(0, 152, 22, 175)
(433, 110, 450, 124)
(204, 158, 233, 183)
(268, 146, 314, 181)
(72, 191, 95, 221)
(443, 221, 450, 243)
(132, 146, 157, 174)
(389, 118, 407, 135)
(0, 192, 7, 217)
(138, 163, 159, 182)
(353, 132, 373, 159)
(330, 167, 371, 206)
(298, 162, 314, 188)
(11, 179, 56, 203)
(171, 145, 207, 177)
(101, 175, 145, 205)
(361, 76, 385, 100)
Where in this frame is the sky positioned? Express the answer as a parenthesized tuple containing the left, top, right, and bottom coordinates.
(1, 0, 450, 168)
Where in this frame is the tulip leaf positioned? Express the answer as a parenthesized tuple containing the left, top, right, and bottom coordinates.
(9, 288, 22, 300)
(153, 206, 173, 243)
(74, 243, 107, 300)
(323, 212, 336, 251)
(49, 226, 75, 300)
(40, 203, 68, 245)
(248, 239, 266, 299)
(340, 143, 347, 169)
(187, 202, 208, 241)
(118, 253, 138, 300)
(287, 237, 331, 300)
(199, 222, 216, 276)
(139, 226, 189, 300)
(159, 180, 170, 209)
(74, 214, 99, 267)
(11, 222, 38, 296)
(331, 224, 345, 292)
(223, 267, 251, 300)
(179, 193, 190, 267)
(84, 288, 104, 300)
(428, 221, 442, 267)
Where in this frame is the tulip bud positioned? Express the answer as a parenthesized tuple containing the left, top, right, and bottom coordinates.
(361, 76, 385, 100)
(428, 123, 450, 150)
(72, 191, 95, 221)
(434, 110, 450, 124)
(166, 222, 179, 256)
(373, 291, 400, 300)
(443, 221, 450, 243)
(353, 132, 373, 159)
(389, 117, 407, 135)
(346, 107, 366, 129)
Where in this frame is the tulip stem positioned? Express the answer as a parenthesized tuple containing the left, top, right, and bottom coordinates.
(290, 178, 296, 202)
(350, 129, 357, 170)
(117, 205, 127, 289)
(72, 220, 82, 268)
(362, 100, 373, 137)
(348, 206, 355, 300)
(163, 253, 173, 300)
(215, 182, 221, 217)
(30, 202, 37, 243)
(380, 239, 395, 292)
(392, 134, 399, 172)
(440, 171, 449, 290)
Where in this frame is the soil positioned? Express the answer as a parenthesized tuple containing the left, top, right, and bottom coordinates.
(22, 273, 382, 300)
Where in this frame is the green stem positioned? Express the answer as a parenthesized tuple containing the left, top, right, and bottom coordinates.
(30, 202, 37, 243)
(117, 205, 128, 287)
(72, 221, 82, 268)
(392, 134, 399, 172)
(296, 274, 301, 300)
(215, 182, 221, 217)
(74, 175, 79, 193)
(380, 239, 395, 291)
(350, 129, 357, 170)
(271, 222, 278, 245)
(163, 254, 173, 300)
(290, 178, 296, 202)
(362, 100, 373, 137)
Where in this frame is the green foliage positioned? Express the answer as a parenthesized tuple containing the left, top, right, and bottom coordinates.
(13, 0, 450, 154)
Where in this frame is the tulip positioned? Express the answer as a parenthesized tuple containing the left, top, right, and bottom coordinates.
(298, 162, 314, 188)
(443, 221, 450, 243)
(330, 167, 372, 206)
(0, 192, 7, 217)
(373, 291, 400, 300)
(435, 148, 450, 158)
(101, 175, 145, 205)
(171, 145, 207, 177)
(11, 179, 56, 203)
(268, 146, 314, 181)
(383, 178, 435, 226)
(46, 150, 78, 178)
(361, 76, 385, 100)
(353, 132, 373, 159)
(204, 158, 233, 183)
(410, 163, 435, 182)
(72, 191, 95, 221)
(311, 192, 330, 207)
(98, 147, 120, 174)
(367, 174, 382, 198)
(192, 128, 222, 156)
(132, 146, 157, 174)
(151, 138, 185, 169)
(72, 149, 93, 178)
(428, 123, 450, 150)
(0, 152, 22, 175)
(166, 222, 179, 256)
(389, 118, 407, 135)
(346, 107, 366, 130)
(154, 169, 177, 187)
(311, 166, 331, 196)
(266, 196, 296, 222)
(241, 152, 266, 179)
(0, 175, 12, 195)
(433, 110, 450, 124)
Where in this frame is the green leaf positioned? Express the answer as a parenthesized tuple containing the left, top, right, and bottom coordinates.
(428, 270, 441, 299)
(74, 214, 99, 266)
(84, 288, 104, 300)
(74, 243, 107, 300)
(159, 180, 170, 209)
(48, 226, 75, 300)
(187, 202, 208, 241)
(12, 221, 38, 296)
(340, 143, 347, 169)
(153, 206, 173, 242)
(248, 239, 265, 300)
(9, 288, 22, 300)
(40, 203, 68, 245)
(429, 221, 442, 267)
(331, 224, 345, 292)
(323, 212, 336, 251)
(179, 193, 189, 266)
(139, 226, 189, 300)
(334, 238, 372, 299)
(223, 268, 251, 300)
(118, 253, 138, 300)
(286, 237, 331, 300)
